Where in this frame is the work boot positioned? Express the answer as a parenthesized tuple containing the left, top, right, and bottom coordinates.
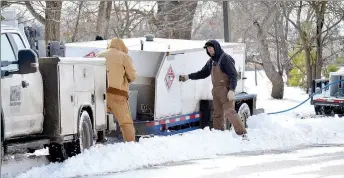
(242, 134, 249, 141)
(120, 124, 136, 142)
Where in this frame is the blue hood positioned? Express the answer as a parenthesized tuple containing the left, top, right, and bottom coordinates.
(204, 40, 224, 61)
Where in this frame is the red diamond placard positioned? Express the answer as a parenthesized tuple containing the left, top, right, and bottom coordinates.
(84, 51, 96, 57)
(164, 65, 175, 91)
(84, 49, 99, 58)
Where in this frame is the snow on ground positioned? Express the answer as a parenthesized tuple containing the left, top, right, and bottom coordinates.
(15, 70, 344, 178)
(96, 146, 344, 178)
(244, 70, 314, 115)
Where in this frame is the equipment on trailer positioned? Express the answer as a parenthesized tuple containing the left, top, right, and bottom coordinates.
(64, 36, 264, 138)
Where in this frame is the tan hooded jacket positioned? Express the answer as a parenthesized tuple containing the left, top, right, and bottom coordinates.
(96, 38, 136, 95)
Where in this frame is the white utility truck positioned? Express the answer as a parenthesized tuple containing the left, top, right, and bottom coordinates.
(1, 24, 115, 163)
(65, 36, 261, 137)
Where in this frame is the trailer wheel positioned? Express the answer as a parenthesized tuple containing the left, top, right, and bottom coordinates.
(227, 102, 251, 131)
(67, 111, 94, 157)
(237, 103, 251, 128)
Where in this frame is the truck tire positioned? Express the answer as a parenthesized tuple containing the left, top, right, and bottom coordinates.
(315, 105, 333, 116)
(1, 111, 4, 164)
(66, 111, 94, 157)
(48, 142, 68, 162)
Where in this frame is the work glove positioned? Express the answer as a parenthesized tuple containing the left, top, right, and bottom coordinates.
(179, 75, 189, 82)
(227, 90, 235, 101)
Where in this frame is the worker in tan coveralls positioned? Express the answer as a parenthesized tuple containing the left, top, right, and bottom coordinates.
(180, 40, 247, 138)
(97, 38, 137, 142)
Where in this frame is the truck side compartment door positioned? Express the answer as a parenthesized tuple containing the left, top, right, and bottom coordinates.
(59, 64, 75, 135)
(73, 65, 96, 131)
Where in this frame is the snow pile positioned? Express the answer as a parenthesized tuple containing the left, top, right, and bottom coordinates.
(16, 70, 344, 178)
(16, 115, 344, 178)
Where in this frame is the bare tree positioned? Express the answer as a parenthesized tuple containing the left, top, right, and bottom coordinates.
(111, 1, 156, 38)
(283, 1, 344, 92)
(25, 1, 63, 44)
(71, 1, 83, 42)
(103, 1, 112, 39)
(252, 3, 285, 99)
(151, 1, 198, 39)
(96, 1, 106, 37)
(312, 1, 327, 79)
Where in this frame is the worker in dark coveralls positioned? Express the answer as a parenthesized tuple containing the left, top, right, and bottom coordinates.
(179, 40, 247, 137)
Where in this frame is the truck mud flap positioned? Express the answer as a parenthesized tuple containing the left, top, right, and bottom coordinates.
(133, 112, 201, 136)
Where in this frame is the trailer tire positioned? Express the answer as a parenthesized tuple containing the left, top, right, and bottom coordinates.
(237, 103, 251, 128)
(67, 111, 94, 157)
(226, 102, 251, 131)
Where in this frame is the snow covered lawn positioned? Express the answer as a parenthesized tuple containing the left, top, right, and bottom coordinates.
(15, 71, 344, 178)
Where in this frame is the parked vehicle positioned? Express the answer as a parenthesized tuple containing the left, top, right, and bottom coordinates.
(1, 24, 116, 162)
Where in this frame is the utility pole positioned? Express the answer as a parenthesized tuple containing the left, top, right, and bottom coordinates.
(223, 1, 231, 42)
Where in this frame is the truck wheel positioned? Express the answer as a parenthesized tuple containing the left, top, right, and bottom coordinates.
(67, 111, 94, 157)
(48, 142, 68, 163)
(1, 143, 4, 164)
(316, 106, 334, 116)
(237, 103, 251, 128)
(314, 105, 321, 115)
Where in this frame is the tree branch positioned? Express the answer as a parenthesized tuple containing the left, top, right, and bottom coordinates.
(24, 1, 45, 24)
(246, 58, 263, 66)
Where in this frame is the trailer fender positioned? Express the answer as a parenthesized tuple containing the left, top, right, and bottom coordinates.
(234, 93, 257, 115)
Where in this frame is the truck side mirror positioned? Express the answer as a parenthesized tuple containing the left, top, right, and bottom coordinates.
(18, 49, 38, 74)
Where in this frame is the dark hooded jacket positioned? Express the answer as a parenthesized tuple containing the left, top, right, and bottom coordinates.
(188, 40, 238, 91)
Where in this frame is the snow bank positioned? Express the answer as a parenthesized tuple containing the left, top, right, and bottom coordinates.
(16, 70, 344, 178)
(16, 115, 344, 178)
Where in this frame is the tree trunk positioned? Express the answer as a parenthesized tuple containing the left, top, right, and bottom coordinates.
(103, 1, 112, 39)
(96, 1, 106, 37)
(45, 1, 62, 44)
(303, 38, 312, 93)
(71, 1, 83, 42)
(155, 1, 198, 39)
(253, 21, 284, 99)
(314, 2, 327, 79)
(281, 4, 290, 84)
